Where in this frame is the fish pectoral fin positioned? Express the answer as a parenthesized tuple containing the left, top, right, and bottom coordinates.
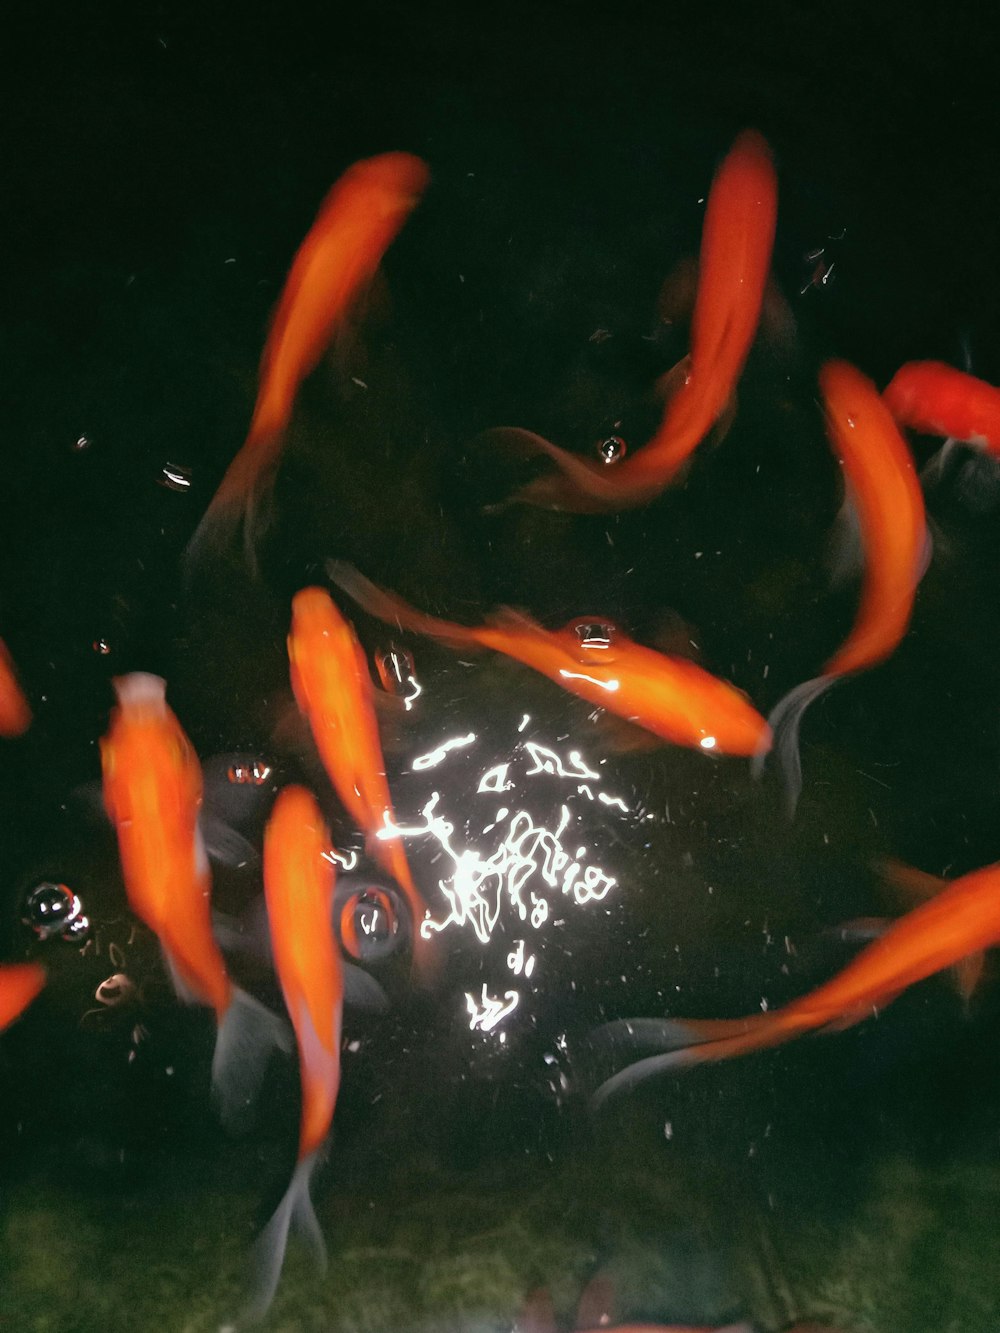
(199, 813, 259, 869)
(342, 962, 389, 1014)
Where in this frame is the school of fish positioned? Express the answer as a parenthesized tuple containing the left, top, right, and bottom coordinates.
(2, 130, 998, 1329)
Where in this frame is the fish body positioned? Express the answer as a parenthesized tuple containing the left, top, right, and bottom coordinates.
(884, 360, 1000, 450)
(0, 962, 46, 1031)
(287, 588, 434, 975)
(0, 639, 31, 737)
(512, 130, 777, 511)
(756, 359, 927, 811)
(100, 673, 287, 1125)
(243, 785, 342, 1320)
(593, 859, 1000, 1106)
(186, 152, 430, 567)
(327, 563, 770, 756)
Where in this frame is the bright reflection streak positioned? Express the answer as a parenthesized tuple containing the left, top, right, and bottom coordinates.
(322, 848, 359, 871)
(466, 986, 519, 1031)
(402, 675, 422, 711)
(524, 743, 599, 780)
(599, 792, 629, 812)
(699, 736, 717, 749)
(411, 732, 477, 770)
(518, 714, 531, 732)
(478, 764, 511, 793)
(558, 669, 620, 692)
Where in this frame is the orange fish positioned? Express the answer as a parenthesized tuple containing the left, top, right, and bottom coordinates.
(517, 1273, 754, 1333)
(0, 639, 31, 737)
(186, 151, 430, 569)
(100, 673, 286, 1125)
(756, 358, 928, 811)
(592, 857, 1000, 1109)
(244, 785, 342, 1321)
(287, 588, 435, 979)
(0, 962, 46, 1031)
(327, 563, 770, 757)
(509, 130, 778, 512)
(884, 360, 1000, 451)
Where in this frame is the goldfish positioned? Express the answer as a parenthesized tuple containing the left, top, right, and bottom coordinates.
(507, 129, 778, 512)
(517, 1273, 754, 1333)
(884, 360, 1000, 451)
(327, 562, 770, 756)
(0, 962, 46, 1031)
(185, 151, 430, 570)
(287, 587, 436, 980)
(242, 784, 342, 1322)
(755, 358, 928, 812)
(591, 857, 1000, 1110)
(100, 673, 287, 1127)
(0, 638, 31, 737)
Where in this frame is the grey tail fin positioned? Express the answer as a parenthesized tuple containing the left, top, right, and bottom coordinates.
(751, 674, 838, 817)
(238, 1151, 327, 1325)
(212, 986, 293, 1134)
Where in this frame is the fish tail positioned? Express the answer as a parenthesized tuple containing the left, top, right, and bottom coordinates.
(238, 1151, 326, 1325)
(325, 561, 480, 649)
(751, 674, 838, 817)
(589, 1014, 799, 1113)
(211, 986, 293, 1134)
(184, 424, 285, 579)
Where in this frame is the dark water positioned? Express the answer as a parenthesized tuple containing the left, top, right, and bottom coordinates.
(3, 2, 1000, 1329)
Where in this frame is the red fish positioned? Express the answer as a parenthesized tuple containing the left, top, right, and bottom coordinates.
(592, 858, 1000, 1108)
(100, 673, 286, 1125)
(287, 587, 436, 980)
(327, 562, 770, 757)
(243, 784, 342, 1321)
(0, 639, 31, 737)
(884, 360, 1000, 451)
(509, 130, 778, 512)
(186, 151, 430, 568)
(0, 962, 45, 1031)
(756, 359, 928, 811)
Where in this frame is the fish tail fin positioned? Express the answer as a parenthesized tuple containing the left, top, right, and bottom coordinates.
(589, 1013, 793, 1112)
(184, 425, 285, 579)
(751, 674, 837, 817)
(325, 561, 480, 649)
(212, 986, 293, 1133)
(238, 1151, 325, 1324)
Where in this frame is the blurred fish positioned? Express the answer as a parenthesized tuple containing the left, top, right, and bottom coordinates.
(100, 674, 289, 1128)
(327, 562, 771, 756)
(505, 130, 777, 512)
(0, 962, 45, 1031)
(591, 858, 1000, 1109)
(516, 1271, 753, 1332)
(185, 152, 430, 572)
(884, 360, 1000, 452)
(0, 638, 31, 737)
(241, 785, 342, 1323)
(754, 359, 928, 813)
(287, 587, 436, 982)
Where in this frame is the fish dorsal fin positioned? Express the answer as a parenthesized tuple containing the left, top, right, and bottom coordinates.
(574, 1272, 616, 1329)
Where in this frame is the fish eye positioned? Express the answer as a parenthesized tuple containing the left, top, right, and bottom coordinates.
(596, 435, 627, 465)
(22, 881, 90, 944)
(334, 884, 406, 962)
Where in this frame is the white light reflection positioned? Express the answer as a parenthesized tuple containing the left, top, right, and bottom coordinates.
(517, 714, 531, 732)
(411, 732, 477, 770)
(322, 848, 359, 871)
(558, 669, 620, 692)
(524, 743, 599, 781)
(466, 986, 519, 1031)
(699, 736, 717, 750)
(477, 764, 511, 793)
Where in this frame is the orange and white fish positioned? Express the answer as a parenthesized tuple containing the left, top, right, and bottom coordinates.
(100, 673, 286, 1125)
(242, 784, 343, 1321)
(287, 587, 435, 979)
(327, 563, 770, 757)
(591, 857, 1000, 1109)
(186, 151, 430, 569)
(884, 360, 1000, 452)
(0, 639, 31, 737)
(508, 130, 778, 512)
(755, 358, 928, 811)
(0, 962, 45, 1031)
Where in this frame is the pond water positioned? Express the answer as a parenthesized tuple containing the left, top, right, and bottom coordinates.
(3, 3, 1000, 1330)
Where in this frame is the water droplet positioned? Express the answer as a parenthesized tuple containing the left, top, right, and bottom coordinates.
(375, 645, 417, 696)
(72, 434, 92, 453)
(336, 884, 404, 961)
(92, 638, 112, 656)
(226, 759, 271, 786)
(23, 882, 85, 941)
(596, 435, 627, 465)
